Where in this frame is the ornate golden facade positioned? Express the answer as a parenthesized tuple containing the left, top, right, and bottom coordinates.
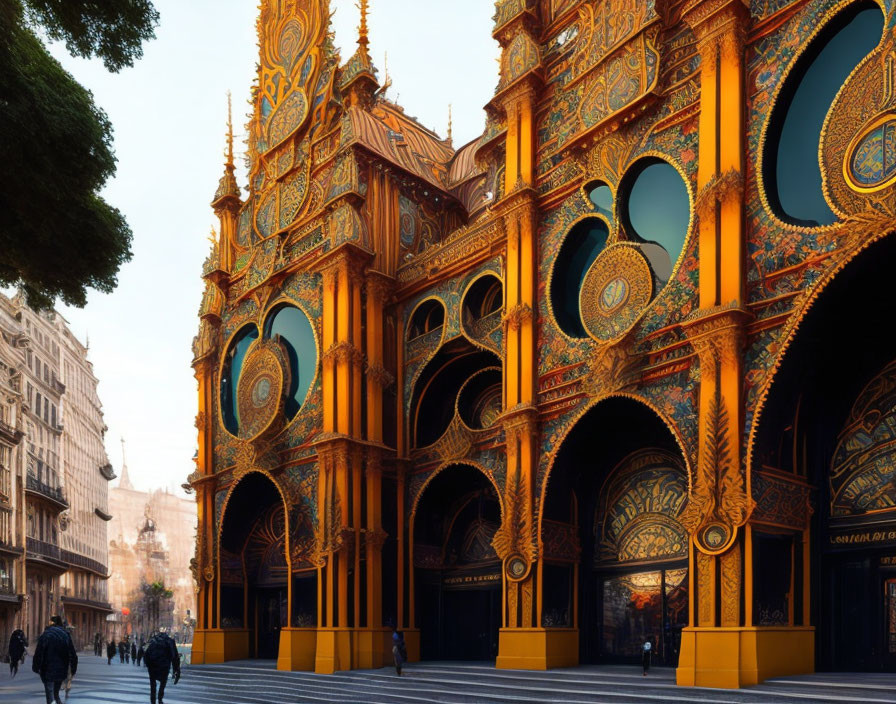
(190, 0, 896, 687)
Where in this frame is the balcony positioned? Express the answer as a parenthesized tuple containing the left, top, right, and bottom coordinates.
(25, 537, 68, 573)
(0, 538, 24, 559)
(0, 573, 20, 604)
(98, 463, 116, 481)
(0, 417, 23, 445)
(25, 475, 69, 512)
(60, 587, 112, 613)
(61, 548, 109, 578)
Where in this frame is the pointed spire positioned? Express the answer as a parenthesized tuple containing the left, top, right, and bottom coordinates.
(358, 0, 370, 53)
(118, 436, 133, 491)
(225, 90, 235, 169)
(212, 91, 241, 208)
(447, 104, 453, 146)
(339, 0, 378, 108)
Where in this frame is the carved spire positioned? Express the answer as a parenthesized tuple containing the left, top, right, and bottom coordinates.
(225, 91, 235, 169)
(358, 0, 370, 54)
(339, 0, 379, 109)
(212, 91, 241, 209)
(447, 103, 453, 146)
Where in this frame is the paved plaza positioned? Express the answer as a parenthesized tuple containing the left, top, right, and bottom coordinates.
(1, 654, 896, 704)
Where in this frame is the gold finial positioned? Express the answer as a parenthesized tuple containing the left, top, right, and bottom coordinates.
(357, 0, 369, 50)
(225, 91, 235, 168)
(447, 104, 453, 145)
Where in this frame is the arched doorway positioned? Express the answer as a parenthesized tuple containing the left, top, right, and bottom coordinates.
(219, 472, 289, 659)
(542, 398, 689, 665)
(752, 234, 896, 671)
(413, 464, 502, 661)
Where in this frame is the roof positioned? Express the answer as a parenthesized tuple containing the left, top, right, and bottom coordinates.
(345, 100, 455, 194)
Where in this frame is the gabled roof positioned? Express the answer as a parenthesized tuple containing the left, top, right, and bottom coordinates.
(345, 100, 455, 194)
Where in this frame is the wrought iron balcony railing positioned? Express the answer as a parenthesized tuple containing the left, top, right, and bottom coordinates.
(25, 475, 68, 511)
(26, 537, 68, 571)
(61, 548, 108, 577)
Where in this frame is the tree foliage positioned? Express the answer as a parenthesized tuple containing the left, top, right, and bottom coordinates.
(0, 0, 159, 309)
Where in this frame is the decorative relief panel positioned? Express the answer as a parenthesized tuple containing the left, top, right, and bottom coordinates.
(831, 358, 896, 516)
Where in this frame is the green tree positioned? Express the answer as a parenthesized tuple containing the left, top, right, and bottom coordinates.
(0, 0, 159, 309)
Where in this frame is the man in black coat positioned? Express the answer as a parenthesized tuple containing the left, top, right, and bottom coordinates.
(31, 616, 77, 704)
(106, 640, 115, 665)
(7, 629, 26, 677)
(143, 631, 180, 704)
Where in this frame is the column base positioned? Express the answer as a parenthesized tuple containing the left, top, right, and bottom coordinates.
(314, 627, 355, 674)
(676, 626, 815, 688)
(190, 629, 208, 664)
(354, 627, 393, 669)
(496, 628, 579, 670)
(402, 628, 421, 663)
(192, 628, 250, 664)
(277, 627, 317, 671)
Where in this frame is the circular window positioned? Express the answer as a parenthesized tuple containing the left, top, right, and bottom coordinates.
(264, 305, 318, 420)
(550, 217, 609, 338)
(621, 159, 690, 272)
(221, 325, 260, 435)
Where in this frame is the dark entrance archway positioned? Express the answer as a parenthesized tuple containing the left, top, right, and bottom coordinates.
(753, 234, 896, 672)
(413, 464, 502, 661)
(219, 472, 288, 659)
(542, 398, 690, 666)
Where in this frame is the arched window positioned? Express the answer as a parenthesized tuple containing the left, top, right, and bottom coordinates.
(766, 3, 884, 226)
(264, 305, 317, 420)
(407, 300, 445, 340)
(551, 217, 609, 338)
(463, 275, 503, 321)
(620, 158, 689, 283)
(221, 325, 259, 435)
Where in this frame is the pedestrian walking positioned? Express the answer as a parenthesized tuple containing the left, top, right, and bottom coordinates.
(391, 626, 407, 676)
(136, 640, 145, 667)
(642, 637, 652, 676)
(143, 631, 181, 704)
(131, 640, 137, 665)
(32, 615, 78, 704)
(7, 628, 26, 677)
(118, 639, 126, 663)
(106, 640, 115, 665)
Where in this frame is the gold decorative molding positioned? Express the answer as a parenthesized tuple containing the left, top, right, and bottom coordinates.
(503, 302, 534, 331)
(694, 168, 744, 222)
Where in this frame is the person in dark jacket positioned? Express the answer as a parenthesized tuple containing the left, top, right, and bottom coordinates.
(143, 631, 180, 704)
(136, 640, 145, 667)
(32, 616, 77, 704)
(106, 640, 115, 665)
(131, 640, 137, 665)
(118, 639, 126, 663)
(7, 628, 26, 677)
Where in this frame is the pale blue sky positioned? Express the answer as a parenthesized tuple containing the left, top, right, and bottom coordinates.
(47, 1, 499, 494)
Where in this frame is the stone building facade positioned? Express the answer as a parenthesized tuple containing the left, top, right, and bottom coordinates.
(0, 293, 113, 651)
